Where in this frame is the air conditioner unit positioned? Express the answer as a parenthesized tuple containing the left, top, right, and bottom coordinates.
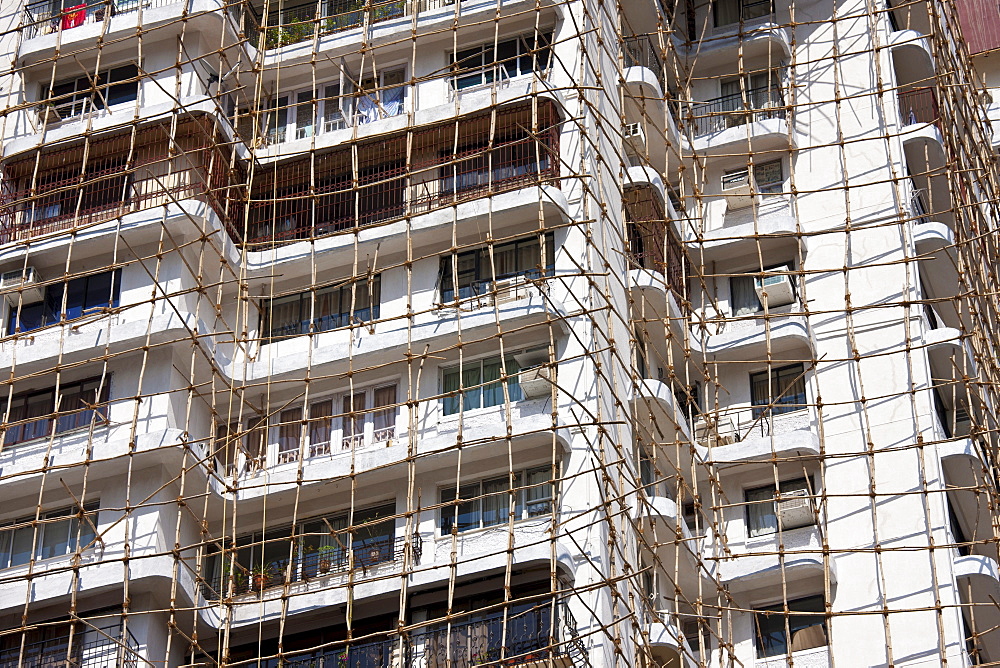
(0, 267, 43, 304)
(776, 488, 814, 530)
(694, 417, 737, 447)
(623, 122, 646, 155)
(493, 276, 530, 305)
(721, 169, 753, 209)
(518, 365, 553, 399)
(754, 266, 795, 307)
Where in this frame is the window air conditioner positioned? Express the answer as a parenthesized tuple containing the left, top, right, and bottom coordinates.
(776, 488, 813, 530)
(721, 169, 753, 209)
(518, 365, 553, 399)
(623, 122, 646, 155)
(493, 276, 530, 305)
(694, 417, 737, 447)
(0, 267, 43, 304)
(754, 265, 795, 308)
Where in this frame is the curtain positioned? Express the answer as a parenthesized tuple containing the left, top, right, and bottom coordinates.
(481, 477, 509, 527)
(278, 408, 302, 458)
(481, 359, 503, 408)
(746, 486, 778, 537)
(731, 276, 761, 316)
(342, 393, 366, 445)
(461, 365, 482, 411)
(267, 294, 303, 338)
(373, 385, 396, 441)
(715, 0, 741, 28)
(309, 400, 333, 455)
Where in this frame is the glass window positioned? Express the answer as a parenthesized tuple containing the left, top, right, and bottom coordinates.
(745, 477, 812, 538)
(47, 64, 138, 120)
(277, 408, 302, 463)
(440, 467, 554, 534)
(440, 234, 554, 303)
(450, 33, 552, 90)
(722, 159, 783, 196)
(3, 377, 110, 446)
(441, 356, 521, 416)
(262, 274, 380, 340)
(749, 363, 807, 417)
(7, 269, 121, 335)
(0, 504, 98, 569)
(754, 595, 827, 658)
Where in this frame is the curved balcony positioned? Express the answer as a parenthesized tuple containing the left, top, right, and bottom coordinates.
(941, 439, 994, 558)
(704, 313, 812, 359)
(688, 204, 799, 262)
(685, 85, 793, 155)
(720, 525, 831, 590)
(888, 30, 934, 86)
(633, 496, 707, 592)
(707, 419, 819, 467)
(677, 23, 791, 74)
(899, 88, 946, 167)
(954, 554, 1000, 663)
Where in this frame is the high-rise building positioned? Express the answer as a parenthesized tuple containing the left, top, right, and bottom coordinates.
(0, 0, 997, 664)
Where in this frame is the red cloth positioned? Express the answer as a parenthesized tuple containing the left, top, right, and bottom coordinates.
(61, 4, 86, 30)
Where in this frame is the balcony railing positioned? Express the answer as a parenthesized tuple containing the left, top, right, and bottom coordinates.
(203, 534, 414, 599)
(622, 34, 665, 90)
(688, 86, 786, 137)
(899, 86, 939, 127)
(0, 622, 141, 668)
(0, 116, 246, 245)
(408, 602, 580, 667)
(245, 100, 560, 247)
(625, 185, 686, 299)
(22, 0, 177, 39)
(253, 0, 453, 49)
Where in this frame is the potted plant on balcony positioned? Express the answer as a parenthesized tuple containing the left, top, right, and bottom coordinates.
(317, 544, 337, 574)
(250, 563, 278, 591)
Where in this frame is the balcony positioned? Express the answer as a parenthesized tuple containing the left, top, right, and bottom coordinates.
(245, 100, 559, 248)
(622, 33, 666, 97)
(0, 116, 245, 246)
(251, 0, 452, 50)
(408, 602, 580, 667)
(0, 620, 141, 668)
(888, 29, 934, 86)
(686, 86, 790, 154)
(203, 534, 414, 600)
(625, 182, 686, 301)
(21, 0, 189, 39)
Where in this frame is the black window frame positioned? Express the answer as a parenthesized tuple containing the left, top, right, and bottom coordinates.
(450, 32, 553, 90)
(2, 376, 111, 446)
(439, 232, 555, 303)
(261, 274, 381, 341)
(7, 268, 121, 335)
(753, 594, 827, 658)
(439, 466, 556, 535)
(47, 63, 139, 120)
(749, 362, 806, 418)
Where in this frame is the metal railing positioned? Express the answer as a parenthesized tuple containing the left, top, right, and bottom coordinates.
(22, 0, 176, 39)
(408, 602, 570, 666)
(899, 86, 939, 127)
(203, 534, 415, 599)
(0, 116, 246, 245)
(255, 0, 453, 49)
(688, 86, 786, 137)
(0, 622, 141, 668)
(622, 34, 665, 89)
(245, 101, 560, 247)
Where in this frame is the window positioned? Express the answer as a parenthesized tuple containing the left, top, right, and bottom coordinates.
(237, 82, 357, 146)
(47, 64, 139, 121)
(7, 269, 121, 335)
(356, 68, 407, 124)
(730, 262, 794, 317)
(440, 467, 555, 534)
(261, 275, 380, 340)
(218, 384, 399, 471)
(0, 504, 98, 569)
(3, 377, 110, 446)
(207, 503, 395, 594)
(754, 595, 827, 658)
(440, 233, 554, 303)
(714, 0, 774, 26)
(442, 356, 522, 416)
(745, 477, 813, 537)
(749, 363, 807, 418)
(722, 159, 783, 196)
(718, 71, 783, 127)
(451, 33, 552, 90)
